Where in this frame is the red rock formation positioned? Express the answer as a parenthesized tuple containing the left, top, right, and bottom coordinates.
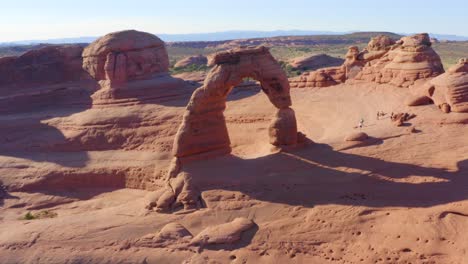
(0, 45, 95, 113)
(173, 46, 296, 158)
(82, 30, 189, 106)
(290, 34, 444, 89)
(408, 58, 468, 113)
(174, 55, 208, 68)
(290, 35, 396, 89)
(355, 33, 444, 87)
(289, 54, 344, 71)
(154, 46, 300, 211)
(0, 44, 87, 88)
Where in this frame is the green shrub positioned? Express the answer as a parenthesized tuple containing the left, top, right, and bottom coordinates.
(170, 64, 210, 74)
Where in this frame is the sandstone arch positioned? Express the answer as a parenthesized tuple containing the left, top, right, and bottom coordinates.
(173, 46, 297, 158)
(152, 46, 299, 211)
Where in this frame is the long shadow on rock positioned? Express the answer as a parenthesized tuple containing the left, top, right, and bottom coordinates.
(185, 143, 467, 209)
(0, 82, 95, 167)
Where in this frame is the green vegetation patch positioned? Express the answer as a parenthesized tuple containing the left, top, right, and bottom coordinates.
(20, 210, 58, 220)
(170, 64, 210, 74)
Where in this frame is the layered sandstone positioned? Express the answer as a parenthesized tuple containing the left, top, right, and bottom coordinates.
(355, 33, 444, 87)
(290, 35, 396, 89)
(0, 44, 95, 113)
(82, 30, 188, 106)
(291, 34, 444, 89)
(408, 58, 468, 113)
(0, 44, 87, 88)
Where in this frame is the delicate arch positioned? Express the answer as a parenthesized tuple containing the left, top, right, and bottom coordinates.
(172, 46, 297, 158)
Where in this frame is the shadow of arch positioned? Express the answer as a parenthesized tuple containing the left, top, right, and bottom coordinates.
(181, 143, 467, 209)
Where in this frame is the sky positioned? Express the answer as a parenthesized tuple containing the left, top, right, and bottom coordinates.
(1, 0, 467, 42)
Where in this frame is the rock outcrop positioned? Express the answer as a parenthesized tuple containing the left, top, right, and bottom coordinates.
(290, 35, 395, 89)
(0, 44, 88, 88)
(190, 218, 255, 245)
(174, 55, 208, 68)
(355, 33, 444, 87)
(134, 223, 193, 248)
(0, 44, 95, 113)
(82, 30, 188, 106)
(289, 54, 344, 71)
(155, 46, 300, 211)
(408, 58, 468, 113)
(290, 34, 444, 89)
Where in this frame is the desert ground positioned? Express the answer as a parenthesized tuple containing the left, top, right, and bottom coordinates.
(0, 30, 467, 264)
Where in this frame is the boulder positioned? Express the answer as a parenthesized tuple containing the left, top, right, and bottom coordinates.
(405, 95, 433, 106)
(174, 55, 208, 68)
(134, 223, 193, 248)
(345, 132, 369, 142)
(190, 218, 255, 245)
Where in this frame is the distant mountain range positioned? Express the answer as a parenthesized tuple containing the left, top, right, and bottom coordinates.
(1, 30, 468, 46)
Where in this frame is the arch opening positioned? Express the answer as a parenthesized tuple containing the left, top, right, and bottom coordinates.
(152, 46, 302, 212)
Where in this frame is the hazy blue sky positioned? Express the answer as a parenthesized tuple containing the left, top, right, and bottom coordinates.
(1, 0, 467, 41)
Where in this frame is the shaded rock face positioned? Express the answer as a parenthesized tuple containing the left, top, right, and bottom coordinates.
(409, 58, 468, 113)
(82, 30, 188, 106)
(290, 34, 444, 89)
(0, 45, 88, 88)
(289, 54, 344, 71)
(355, 33, 444, 87)
(174, 55, 208, 68)
(173, 46, 297, 158)
(82, 30, 169, 84)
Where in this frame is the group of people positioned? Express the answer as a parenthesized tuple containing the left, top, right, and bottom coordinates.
(355, 111, 391, 129)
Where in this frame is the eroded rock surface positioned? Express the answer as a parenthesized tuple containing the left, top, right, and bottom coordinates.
(355, 33, 444, 87)
(190, 218, 255, 245)
(82, 30, 188, 106)
(408, 58, 468, 113)
(156, 46, 300, 211)
(291, 34, 444, 89)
